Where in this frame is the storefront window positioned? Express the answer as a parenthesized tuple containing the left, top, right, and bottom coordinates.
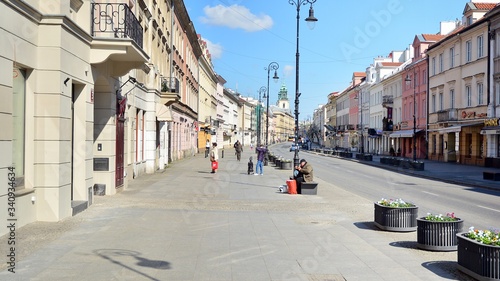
(466, 134, 472, 157)
(432, 135, 436, 154)
(12, 68, 26, 186)
(479, 134, 484, 158)
(497, 136, 500, 157)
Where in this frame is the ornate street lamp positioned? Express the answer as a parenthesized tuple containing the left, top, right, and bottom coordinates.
(289, 0, 318, 169)
(405, 72, 417, 162)
(265, 62, 280, 146)
(257, 86, 267, 146)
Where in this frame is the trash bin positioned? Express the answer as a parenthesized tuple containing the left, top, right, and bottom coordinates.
(286, 179, 297, 194)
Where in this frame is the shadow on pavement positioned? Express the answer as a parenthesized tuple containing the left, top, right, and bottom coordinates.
(389, 240, 418, 249)
(421, 261, 475, 281)
(93, 249, 170, 281)
(353, 221, 377, 231)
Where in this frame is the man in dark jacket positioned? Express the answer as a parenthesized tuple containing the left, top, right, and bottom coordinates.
(294, 159, 313, 193)
(255, 143, 267, 175)
(234, 140, 242, 161)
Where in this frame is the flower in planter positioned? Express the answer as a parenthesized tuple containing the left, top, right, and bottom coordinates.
(424, 212, 459, 221)
(377, 198, 415, 208)
(465, 226, 500, 246)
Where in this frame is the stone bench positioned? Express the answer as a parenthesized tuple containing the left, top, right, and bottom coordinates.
(301, 182, 318, 195)
(483, 171, 500, 181)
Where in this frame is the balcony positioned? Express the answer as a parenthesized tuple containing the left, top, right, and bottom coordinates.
(437, 109, 458, 122)
(382, 95, 394, 107)
(90, 2, 148, 76)
(161, 77, 181, 105)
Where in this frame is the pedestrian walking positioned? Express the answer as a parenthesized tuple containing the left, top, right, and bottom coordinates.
(234, 140, 242, 161)
(254, 143, 267, 175)
(293, 159, 313, 194)
(210, 142, 219, 173)
(205, 139, 210, 158)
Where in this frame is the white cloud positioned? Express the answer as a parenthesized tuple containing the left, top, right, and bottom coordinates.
(283, 65, 294, 78)
(203, 38, 223, 59)
(201, 4, 273, 32)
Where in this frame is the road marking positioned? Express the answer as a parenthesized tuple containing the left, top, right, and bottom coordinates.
(477, 205, 500, 213)
(421, 191, 439, 196)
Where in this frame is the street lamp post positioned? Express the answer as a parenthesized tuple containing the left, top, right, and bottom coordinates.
(288, 0, 318, 169)
(257, 86, 267, 146)
(265, 62, 280, 146)
(405, 72, 417, 161)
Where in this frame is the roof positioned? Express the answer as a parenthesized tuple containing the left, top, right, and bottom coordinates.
(353, 72, 366, 77)
(421, 34, 445, 42)
(427, 25, 465, 51)
(380, 62, 403, 67)
(472, 2, 497, 11)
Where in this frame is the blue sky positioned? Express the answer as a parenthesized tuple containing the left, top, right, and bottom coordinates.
(183, 0, 473, 120)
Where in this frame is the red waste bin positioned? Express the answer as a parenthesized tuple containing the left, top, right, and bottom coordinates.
(286, 179, 297, 194)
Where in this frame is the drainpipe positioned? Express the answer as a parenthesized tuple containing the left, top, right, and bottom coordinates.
(426, 53, 430, 159)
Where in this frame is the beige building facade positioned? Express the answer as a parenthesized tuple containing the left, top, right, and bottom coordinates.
(427, 3, 494, 166)
(1, 0, 209, 237)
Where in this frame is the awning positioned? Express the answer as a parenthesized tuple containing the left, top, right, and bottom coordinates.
(155, 103, 173, 121)
(428, 122, 483, 134)
(481, 126, 500, 135)
(389, 129, 422, 138)
(324, 125, 336, 131)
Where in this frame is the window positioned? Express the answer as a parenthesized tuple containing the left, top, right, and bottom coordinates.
(477, 35, 484, 58)
(431, 94, 436, 113)
(450, 89, 455, 108)
(466, 85, 472, 107)
(498, 136, 500, 157)
(12, 68, 26, 187)
(439, 92, 443, 111)
(439, 53, 443, 72)
(497, 81, 500, 105)
(478, 83, 484, 105)
(467, 16, 473, 26)
(432, 135, 436, 154)
(450, 47, 455, 68)
(466, 40, 472, 62)
(421, 97, 426, 117)
(423, 70, 427, 84)
(432, 57, 436, 75)
(466, 134, 472, 157)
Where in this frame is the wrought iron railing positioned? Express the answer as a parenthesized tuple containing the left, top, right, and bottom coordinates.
(437, 108, 458, 122)
(91, 3, 143, 48)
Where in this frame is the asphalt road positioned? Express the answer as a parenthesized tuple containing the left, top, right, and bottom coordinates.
(273, 142, 500, 232)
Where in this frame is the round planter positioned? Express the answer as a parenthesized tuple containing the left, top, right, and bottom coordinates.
(457, 233, 500, 281)
(416, 218, 463, 251)
(281, 161, 292, 170)
(275, 159, 281, 167)
(374, 203, 418, 232)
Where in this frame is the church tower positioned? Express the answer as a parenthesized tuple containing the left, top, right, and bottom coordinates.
(276, 82, 290, 110)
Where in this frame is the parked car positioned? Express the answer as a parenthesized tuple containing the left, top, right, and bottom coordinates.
(290, 144, 300, 152)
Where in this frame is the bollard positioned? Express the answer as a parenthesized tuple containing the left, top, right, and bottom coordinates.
(222, 149, 224, 158)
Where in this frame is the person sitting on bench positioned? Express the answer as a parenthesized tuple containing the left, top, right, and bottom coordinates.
(294, 159, 313, 194)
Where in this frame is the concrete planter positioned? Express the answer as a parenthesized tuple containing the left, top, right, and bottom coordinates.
(410, 161, 425, 171)
(457, 233, 500, 281)
(417, 218, 463, 251)
(281, 161, 292, 170)
(374, 203, 418, 232)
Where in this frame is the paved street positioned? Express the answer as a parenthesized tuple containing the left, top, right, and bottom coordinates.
(0, 145, 495, 281)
